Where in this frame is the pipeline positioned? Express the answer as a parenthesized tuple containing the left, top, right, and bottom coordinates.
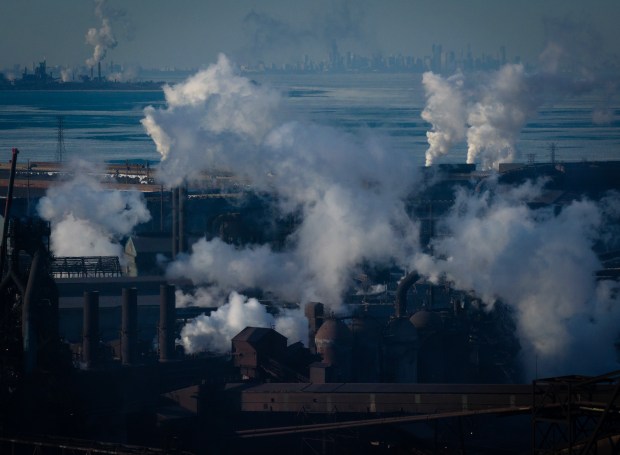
(394, 270, 420, 318)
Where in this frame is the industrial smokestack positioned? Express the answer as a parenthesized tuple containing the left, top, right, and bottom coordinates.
(171, 186, 186, 258)
(304, 302, 324, 354)
(395, 271, 420, 318)
(22, 248, 43, 374)
(82, 291, 100, 369)
(159, 283, 176, 362)
(171, 188, 178, 259)
(121, 287, 138, 366)
(178, 185, 186, 254)
(98, 61, 101, 81)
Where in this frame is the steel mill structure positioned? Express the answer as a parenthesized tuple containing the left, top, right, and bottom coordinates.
(0, 151, 619, 453)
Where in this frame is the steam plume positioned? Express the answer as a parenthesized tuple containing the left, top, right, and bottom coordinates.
(85, 0, 118, 67)
(421, 15, 616, 170)
(421, 71, 466, 166)
(37, 160, 151, 258)
(414, 181, 620, 377)
(466, 64, 538, 169)
(143, 54, 420, 311)
(179, 291, 308, 354)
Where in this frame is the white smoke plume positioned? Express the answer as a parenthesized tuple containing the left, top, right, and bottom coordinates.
(421, 71, 466, 166)
(466, 64, 539, 169)
(60, 68, 73, 83)
(413, 181, 620, 377)
(85, 0, 118, 68)
(37, 160, 151, 258)
(421, 64, 540, 170)
(420, 14, 616, 170)
(179, 291, 308, 354)
(144, 54, 420, 310)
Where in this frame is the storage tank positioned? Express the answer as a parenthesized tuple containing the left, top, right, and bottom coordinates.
(314, 318, 352, 382)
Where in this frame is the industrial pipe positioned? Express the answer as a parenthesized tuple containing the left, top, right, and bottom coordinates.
(395, 271, 421, 318)
(121, 287, 138, 366)
(22, 248, 43, 374)
(159, 284, 176, 362)
(171, 188, 178, 259)
(82, 291, 100, 369)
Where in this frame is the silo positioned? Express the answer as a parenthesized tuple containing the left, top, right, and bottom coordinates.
(314, 318, 352, 382)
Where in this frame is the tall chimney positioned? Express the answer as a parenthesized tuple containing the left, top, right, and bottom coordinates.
(82, 291, 100, 369)
(159, 284, 176, 362)
(178, 185, 186, 254)
(22, 248, 43, 374)
(121, 287, 138, 366)
(171, 188, 178, 259)
(98, 61, 101, 81)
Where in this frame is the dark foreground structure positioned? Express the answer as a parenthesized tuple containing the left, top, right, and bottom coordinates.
(1, 154, 620, 453)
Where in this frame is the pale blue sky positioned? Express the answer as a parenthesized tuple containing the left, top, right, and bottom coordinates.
(0, 0, 618, 70)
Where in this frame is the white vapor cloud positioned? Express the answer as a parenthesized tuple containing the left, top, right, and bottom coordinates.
(413, 181, 620, 377)
(85, 0, 118, 67)
(421, 71, 466, 166)
(144, 54, 420, 311)
(37, 160, 151, 258)
(178, 291, 308, 354)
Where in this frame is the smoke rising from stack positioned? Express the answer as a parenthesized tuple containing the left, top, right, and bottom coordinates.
(37, 160, 151, 258)
(85, 0, 119, 68)
(413, 181, 620, 377)
(144, 54, 420, 310)
(421, 71, 466, 166)
(143, 52, 619, 372)
(143, 54, 421, 356)
(422, 17, 616, 170)
(179, 291, 308, 354)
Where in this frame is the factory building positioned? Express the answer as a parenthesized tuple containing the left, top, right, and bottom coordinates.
(0, 157, 619, 453)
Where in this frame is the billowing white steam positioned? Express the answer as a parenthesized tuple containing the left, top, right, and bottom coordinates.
(37, 160, 151, 258)
(143, 54, 420, 356)
(85, 0, 117, 67)
(414, 181, 620, 377)
(421, 71, 466, 166)
(421, 16, 613, 170)
(466, 64, 538, 169)
(179, 291, 308, 354)
(422, 64, 539, 170)
(144, 54, 420, 311)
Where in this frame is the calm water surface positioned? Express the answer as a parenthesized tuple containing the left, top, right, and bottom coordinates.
(0, 73, 618, 166)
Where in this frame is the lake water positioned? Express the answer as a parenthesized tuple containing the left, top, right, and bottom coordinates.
(0, 72, 618, 166)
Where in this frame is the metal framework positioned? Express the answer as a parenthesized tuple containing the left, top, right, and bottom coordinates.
(532, 370, 620, 454)
(0, 435, 193, 455)
(50, 256, 122, 278)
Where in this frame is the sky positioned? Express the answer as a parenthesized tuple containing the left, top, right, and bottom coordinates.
(1, 0, 619, 71)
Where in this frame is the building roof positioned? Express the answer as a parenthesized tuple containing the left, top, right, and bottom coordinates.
(232, 326, 286, 344)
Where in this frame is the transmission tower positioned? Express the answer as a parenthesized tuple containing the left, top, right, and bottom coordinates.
(549, 142, 557, 164)
(56, 116, 66, 162)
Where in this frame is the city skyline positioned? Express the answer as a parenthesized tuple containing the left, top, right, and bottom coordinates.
(0, 0, 618, 73)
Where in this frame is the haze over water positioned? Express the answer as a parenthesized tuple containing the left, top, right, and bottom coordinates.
(1, 72, 618, 166)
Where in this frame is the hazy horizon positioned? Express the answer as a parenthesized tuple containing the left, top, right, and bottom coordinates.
(1, 0, 619, 71)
